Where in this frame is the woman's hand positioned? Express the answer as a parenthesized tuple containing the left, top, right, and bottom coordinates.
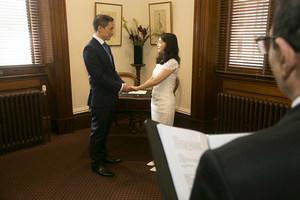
(131, 86, 139, 91)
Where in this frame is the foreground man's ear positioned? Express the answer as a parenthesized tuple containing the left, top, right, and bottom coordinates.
(275, 37, 297, 80)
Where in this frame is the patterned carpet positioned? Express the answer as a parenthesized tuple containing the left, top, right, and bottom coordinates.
(0, 122, 162, 200)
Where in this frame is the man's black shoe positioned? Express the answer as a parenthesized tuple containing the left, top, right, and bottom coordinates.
(93, 165, 114, 177)
(103, 157, 121, 164)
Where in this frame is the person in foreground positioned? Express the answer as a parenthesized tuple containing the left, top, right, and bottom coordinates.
(190, 0, 300, 199)
(83, 14, 133, 177)
(132, 33, 180, 172)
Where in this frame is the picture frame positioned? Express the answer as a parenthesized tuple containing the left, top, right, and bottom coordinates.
(95, 2, 123, 46)
(148, 2, 172, 45)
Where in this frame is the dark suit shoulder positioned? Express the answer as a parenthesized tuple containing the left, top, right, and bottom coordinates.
(208, 106, 300, 199)
(84, 38, 101, 50)
(190, 150, 234, 200)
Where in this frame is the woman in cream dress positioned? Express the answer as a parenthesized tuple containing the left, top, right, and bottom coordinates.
(132, 33, 180, 172)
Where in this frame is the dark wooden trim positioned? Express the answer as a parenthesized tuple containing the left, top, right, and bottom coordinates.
(191, 0, 219, 133)
(0, 65, 48, 92)
(51, 117, 75, 134)
(73, 112, 91, 131)
(73, 111, 204, 134)
(174, 112, 203, 131)
(216, 71, 276, 84)
(0, 65, 47, 80)
(47, 0, 74, 134)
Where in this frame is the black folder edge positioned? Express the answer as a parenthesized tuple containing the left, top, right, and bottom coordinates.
(145, 119, 178, 200)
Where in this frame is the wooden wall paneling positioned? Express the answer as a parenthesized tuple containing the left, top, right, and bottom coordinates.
(0, 79, 41, 92)
(216, 70, 290, 105)
(221, 79, 290, 104)
(47, 0, 74, 134)
(0, 65, 48, 92)
(0, 65, 46, 79)
(73, 112, 91, 131)
(191, 0, 219, 132)
(191, 0, 290, 133)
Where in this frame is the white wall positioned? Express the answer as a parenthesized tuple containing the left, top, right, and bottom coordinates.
(65, 0, 194, 115)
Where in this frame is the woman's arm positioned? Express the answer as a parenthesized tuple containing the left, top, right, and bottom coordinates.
(133, 68, 174, 90)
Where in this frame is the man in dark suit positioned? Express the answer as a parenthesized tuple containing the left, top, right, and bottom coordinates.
(83, 15, 132, 177)
(190, 0, 300, 199)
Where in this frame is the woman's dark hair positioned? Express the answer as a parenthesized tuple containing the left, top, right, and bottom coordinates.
(273, 0, 300, 52)
(156, 33, 180, 64)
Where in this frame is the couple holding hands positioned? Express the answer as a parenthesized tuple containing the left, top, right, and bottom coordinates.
(83, 14, 180, 177)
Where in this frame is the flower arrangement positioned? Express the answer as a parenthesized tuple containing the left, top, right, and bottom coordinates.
(122, 17, 150, 46)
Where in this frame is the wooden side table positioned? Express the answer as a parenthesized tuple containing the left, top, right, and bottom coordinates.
(131, 63, 145, 85)
(118, 89, 152, 134)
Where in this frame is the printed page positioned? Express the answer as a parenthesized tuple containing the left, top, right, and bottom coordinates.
(207, 133, 251, 149)
(157, 124, 209, 200)
(128, 90, 147, 95)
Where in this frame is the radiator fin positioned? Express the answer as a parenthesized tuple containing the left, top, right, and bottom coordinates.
(216, 93, 289, 133)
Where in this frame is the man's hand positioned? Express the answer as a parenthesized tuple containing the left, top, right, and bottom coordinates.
(122, 83, 134, 92)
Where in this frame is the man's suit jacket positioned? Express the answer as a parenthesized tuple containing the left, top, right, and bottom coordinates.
(190, 104, 300, 200)
(83, 38, 123, 107)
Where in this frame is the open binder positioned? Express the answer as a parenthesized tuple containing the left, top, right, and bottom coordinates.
(145, 119, 250, 200)
(145, 120, 178, 200)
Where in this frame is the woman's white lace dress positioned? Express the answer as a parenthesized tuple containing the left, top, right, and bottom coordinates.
(151, 58, 179, 125)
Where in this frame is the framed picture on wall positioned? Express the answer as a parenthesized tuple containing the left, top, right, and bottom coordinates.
(95, 2, 123, 46)
(149, 2, 172, 45)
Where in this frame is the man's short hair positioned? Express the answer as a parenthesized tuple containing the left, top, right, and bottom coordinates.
(273, 0, 300, 52)
(93, 14, 114, 32)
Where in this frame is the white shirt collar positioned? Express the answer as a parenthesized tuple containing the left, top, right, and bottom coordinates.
(93, 33, 105, 45)
(291, 96, 300, 108)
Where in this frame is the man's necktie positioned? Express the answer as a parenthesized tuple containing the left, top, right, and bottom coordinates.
(102, 42, 113, 64)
